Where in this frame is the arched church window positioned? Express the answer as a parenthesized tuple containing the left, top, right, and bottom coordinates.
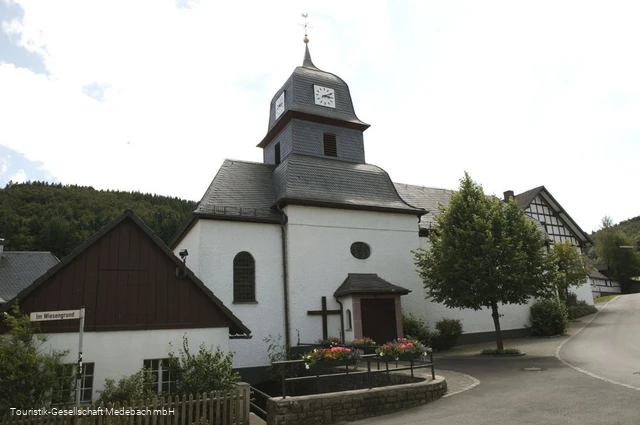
(350, 242, 371, 260)
(233, 252, 255, 302)
(346, 309, 352, 330)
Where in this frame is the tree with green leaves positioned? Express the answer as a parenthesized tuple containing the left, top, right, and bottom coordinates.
(0, 304, 70, 415)
(547, 241, 590, 302)
(414, 173, 555, 351)
(168, 336, 240, 395)
(595, 216, 640, 293)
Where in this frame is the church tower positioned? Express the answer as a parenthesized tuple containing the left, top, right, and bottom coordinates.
(258, 39, 370, 166)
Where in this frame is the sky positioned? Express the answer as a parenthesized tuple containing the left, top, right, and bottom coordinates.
(1, 0, 639, 233)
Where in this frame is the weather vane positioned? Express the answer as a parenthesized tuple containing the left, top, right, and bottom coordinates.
(300, 13, 312, 43)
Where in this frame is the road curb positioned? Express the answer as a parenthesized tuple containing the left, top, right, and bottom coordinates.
(555, 296, 640, 392)
(441, 370, 481, 398)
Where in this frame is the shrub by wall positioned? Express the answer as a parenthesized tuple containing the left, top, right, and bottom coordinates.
(402, 314, 432, 345)
(568, 304, 597, 320)
(529, 299, 570, 336)
(432, 318, 463, 350)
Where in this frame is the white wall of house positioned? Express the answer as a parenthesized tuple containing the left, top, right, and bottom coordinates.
(174, 219, 284, 369)
(573, 278, 596, 305)
(417, 236, 542, 335)
(42, 327, 229, 402)
(589, 276, 622, 298)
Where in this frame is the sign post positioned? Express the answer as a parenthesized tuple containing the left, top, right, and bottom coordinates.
(30, 307, 85, 407)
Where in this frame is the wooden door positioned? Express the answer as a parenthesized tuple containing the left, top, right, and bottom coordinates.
(361, 298, 397, 345)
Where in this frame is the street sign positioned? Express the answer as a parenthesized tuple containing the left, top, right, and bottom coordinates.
(29, 307, 86, 407)
(30, 309, 81, 322)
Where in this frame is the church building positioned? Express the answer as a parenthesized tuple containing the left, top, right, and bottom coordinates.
(171, 39, 594, 381)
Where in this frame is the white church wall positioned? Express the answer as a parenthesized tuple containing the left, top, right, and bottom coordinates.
(174, 219, 285, 369)
(175, 219, 202, 276)
(42, 327, 229, 402)
(284, 206, 423, 345)
(341, 295, 354, 342)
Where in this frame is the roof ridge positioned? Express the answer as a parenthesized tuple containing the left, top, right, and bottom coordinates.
(394, 182, 455, 192)
(1, 251, 57, 255)
(224, 158, 275, 167)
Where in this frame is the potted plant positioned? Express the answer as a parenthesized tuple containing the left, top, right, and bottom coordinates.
(375, 337, 432, 361)
(302, 346, 363, 371)
(348, 337, 378, 354)
(316, 336, 342, 348)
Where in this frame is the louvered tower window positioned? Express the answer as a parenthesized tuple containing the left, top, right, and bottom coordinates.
(233, 252, 256, 302)
(274, 143, 281, 165)
(323, 133, 337, 157)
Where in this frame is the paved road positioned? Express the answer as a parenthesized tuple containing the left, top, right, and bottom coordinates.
(346, 298, 640, 425)
(561, 294, 640, 389)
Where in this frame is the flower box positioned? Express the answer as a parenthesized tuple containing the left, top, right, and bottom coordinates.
(302, 346, 362, 371)
(351, 345, 377, 355)
(375, 337, 432, 362)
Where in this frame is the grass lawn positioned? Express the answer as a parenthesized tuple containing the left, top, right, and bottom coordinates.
(594, 294, 620, 304)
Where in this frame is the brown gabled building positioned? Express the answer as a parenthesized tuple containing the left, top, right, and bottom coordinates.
(0, 210, 250, 403)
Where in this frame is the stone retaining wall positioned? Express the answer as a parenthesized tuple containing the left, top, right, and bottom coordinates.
(266, 376, 447, 424)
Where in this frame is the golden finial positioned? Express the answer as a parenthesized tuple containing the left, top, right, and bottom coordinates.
(300, 13, 312, 43)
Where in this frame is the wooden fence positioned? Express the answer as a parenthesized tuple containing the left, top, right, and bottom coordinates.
(0, 384, 250, 425)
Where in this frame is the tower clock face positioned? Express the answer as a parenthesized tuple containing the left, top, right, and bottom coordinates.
(275, 92, 285, 119)
(314, 85, 336, 108)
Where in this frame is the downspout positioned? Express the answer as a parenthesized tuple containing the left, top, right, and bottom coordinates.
(278, 205, 291, 355)
(334, 296, 345, 343)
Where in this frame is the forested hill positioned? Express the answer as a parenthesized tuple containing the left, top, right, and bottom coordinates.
(0, 181, 197, 259)
(591, 216, 640, 246)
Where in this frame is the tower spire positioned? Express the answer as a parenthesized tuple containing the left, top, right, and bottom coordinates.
(300, 13, 316, 69)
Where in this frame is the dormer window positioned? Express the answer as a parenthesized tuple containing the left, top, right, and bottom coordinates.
(323, 133, 337, 157)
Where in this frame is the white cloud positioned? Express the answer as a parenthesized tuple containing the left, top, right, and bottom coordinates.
(1, 0, 639, 232)
(10, 168, 27, 183)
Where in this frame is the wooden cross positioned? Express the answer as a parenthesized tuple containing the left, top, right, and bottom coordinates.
(307, 296, 341, 341)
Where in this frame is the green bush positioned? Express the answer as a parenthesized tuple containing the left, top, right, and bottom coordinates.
(0, 304, 69, 415)
(97, 369, 157, 404)
(529, 299, 570, 336)
(564, 292, 579, 306)
(168, 336, 240, 395)
(432, 318, 463, 350)
(568, 304, 597, 320)
(402, 313, 431, 345)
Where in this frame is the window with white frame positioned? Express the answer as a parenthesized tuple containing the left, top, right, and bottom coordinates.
(52, 363, 94, 404)
(144, 359, 174, 394)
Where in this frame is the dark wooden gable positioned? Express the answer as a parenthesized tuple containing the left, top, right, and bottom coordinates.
(7, 212, 249, 335)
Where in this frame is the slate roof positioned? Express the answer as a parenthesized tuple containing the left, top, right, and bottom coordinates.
(0, 251, 59, 304)
(394, 183, 454, 230)
(514, 186, 543, 210)
(274, 154, 425, 214)
(334, 273, 410, 297)
(589, 269, 611, 281)
(1, 211, 251, 337)
(195, 160, 282, 223)
(265, 44, 369, 134)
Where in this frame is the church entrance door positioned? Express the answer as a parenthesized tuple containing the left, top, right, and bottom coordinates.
(361, 298, 397, 345)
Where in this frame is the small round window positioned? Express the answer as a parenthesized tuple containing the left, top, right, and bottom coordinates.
(350, 242, 371, 260)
